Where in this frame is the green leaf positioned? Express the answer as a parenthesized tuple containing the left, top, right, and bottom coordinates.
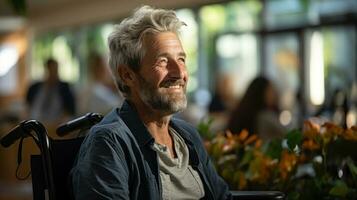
(239, 150, 253, 167)
(285, 129, 303, 152)
(287, 191, 300, 200)
(197, 118, 214, 139)
(329, 180, 349, 197)
(266, 139, 283, 159)
(346, 157, 357, 181)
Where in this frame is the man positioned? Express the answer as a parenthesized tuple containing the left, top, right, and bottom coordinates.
(71, 6, 231, 200)
(26, 58, 76, 131)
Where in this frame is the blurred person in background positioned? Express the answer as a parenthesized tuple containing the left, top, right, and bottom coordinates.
(209, 73, 235, 114)
(25, 58, 76, 134)
(78, 53, 123, 115)
(227, 76, 286, 141)
(208, 73, 236, 132)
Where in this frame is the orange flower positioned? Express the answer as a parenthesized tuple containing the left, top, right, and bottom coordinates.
(244, 134, 258, 145)
(279, 150, 298, 180)
(222, 141, 237, 153)
(319, 122, 348, 145)
(222, 130, 239, 153)
(238, 129, 249, 142)
(322, 122, 344, 137)
(303, 120, 320, 139)
(249, 154, 275, 184)
(254, 139, 263, 149)
(343, 127, 357, 141)
(302, 139, 320, 151)
(226, 130, 234, 138)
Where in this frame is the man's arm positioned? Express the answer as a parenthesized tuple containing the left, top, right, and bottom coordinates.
(71, 130, 130, 199)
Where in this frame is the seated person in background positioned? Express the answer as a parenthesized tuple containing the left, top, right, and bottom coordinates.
(78, 53, 123, 115)
(71, 5, 231, 200)
(209, 74, 235, 114)
(26, 58, 76, 133)
(227, 76, 285, 141)
(208, 73, 236, 132)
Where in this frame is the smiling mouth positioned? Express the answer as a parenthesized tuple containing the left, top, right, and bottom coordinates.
(161, 80, 185, 89)
(166, 85, 182, 89)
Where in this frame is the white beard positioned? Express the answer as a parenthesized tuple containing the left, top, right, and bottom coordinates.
(136, 75, 187, 114)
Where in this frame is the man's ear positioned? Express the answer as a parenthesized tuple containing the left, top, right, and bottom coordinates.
(117, 65, 136, 87)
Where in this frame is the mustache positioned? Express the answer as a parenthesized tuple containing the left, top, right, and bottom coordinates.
(160, 79, 186, 87)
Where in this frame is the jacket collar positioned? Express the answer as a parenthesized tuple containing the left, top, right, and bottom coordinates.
(118, 100, 195, 145)
(118, 100, 155, 147)
(117, 100, 199, 167)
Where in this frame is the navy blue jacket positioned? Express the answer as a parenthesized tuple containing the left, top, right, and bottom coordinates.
(71, 101, 231, 200)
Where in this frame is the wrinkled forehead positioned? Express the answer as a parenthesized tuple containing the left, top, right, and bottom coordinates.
(142, 32, 184, 54)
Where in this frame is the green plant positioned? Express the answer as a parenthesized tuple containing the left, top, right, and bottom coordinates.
(204, 120, 357, 200)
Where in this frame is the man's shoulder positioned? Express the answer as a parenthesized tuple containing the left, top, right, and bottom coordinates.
(86, 108, 132, 142)
(171, 117, 196, 132)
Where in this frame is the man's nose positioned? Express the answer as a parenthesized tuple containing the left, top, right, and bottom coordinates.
(168, 60, 186, 79)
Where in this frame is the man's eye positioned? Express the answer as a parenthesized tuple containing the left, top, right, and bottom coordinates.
(157, 58, 168, 65)
(178, 57, 186, 63)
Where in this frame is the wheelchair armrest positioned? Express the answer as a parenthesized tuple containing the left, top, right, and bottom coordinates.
(231, 190, 285, 200)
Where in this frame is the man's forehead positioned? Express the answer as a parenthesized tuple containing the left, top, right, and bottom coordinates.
(144, 32, 181, 46)
(143, 32, 185, 56)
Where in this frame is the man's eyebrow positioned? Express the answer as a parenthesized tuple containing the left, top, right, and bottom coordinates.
(156, 52, 186, 58)
(178, 52, 186, 57)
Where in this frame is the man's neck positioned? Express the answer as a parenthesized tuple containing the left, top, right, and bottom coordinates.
(130, 98, 177, 157)
(128, 98, 172, 145)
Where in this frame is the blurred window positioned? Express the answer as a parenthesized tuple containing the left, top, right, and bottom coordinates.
(0, 44, 18, 95)
(216, 33, 259, 98)
(265, 33, 300, 106)
(265, 0, 310, 29)
(322, 26, 356, 96)
(31, 32, 80, 83)
(265, 0, 357, 29)
(176, 9, 199, 94)
(265, 33, 300, 127)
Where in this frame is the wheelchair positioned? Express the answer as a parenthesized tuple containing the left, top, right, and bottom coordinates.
(1, 113, 285, 200)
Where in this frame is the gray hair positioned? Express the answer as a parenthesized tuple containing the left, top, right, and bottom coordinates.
(108, 5, 186, 96)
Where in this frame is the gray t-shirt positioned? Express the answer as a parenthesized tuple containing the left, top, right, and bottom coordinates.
(152, 127, 205, 200)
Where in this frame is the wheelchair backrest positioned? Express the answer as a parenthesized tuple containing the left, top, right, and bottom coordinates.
(31, 112, 103, 200)
(31, 137, 85, 200)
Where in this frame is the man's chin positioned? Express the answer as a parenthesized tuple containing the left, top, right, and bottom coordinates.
(161, 100, 186, 113)
(150, 98, 187, 114)
(170, 101, 187, 113)
(139, 89, 187, 114)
